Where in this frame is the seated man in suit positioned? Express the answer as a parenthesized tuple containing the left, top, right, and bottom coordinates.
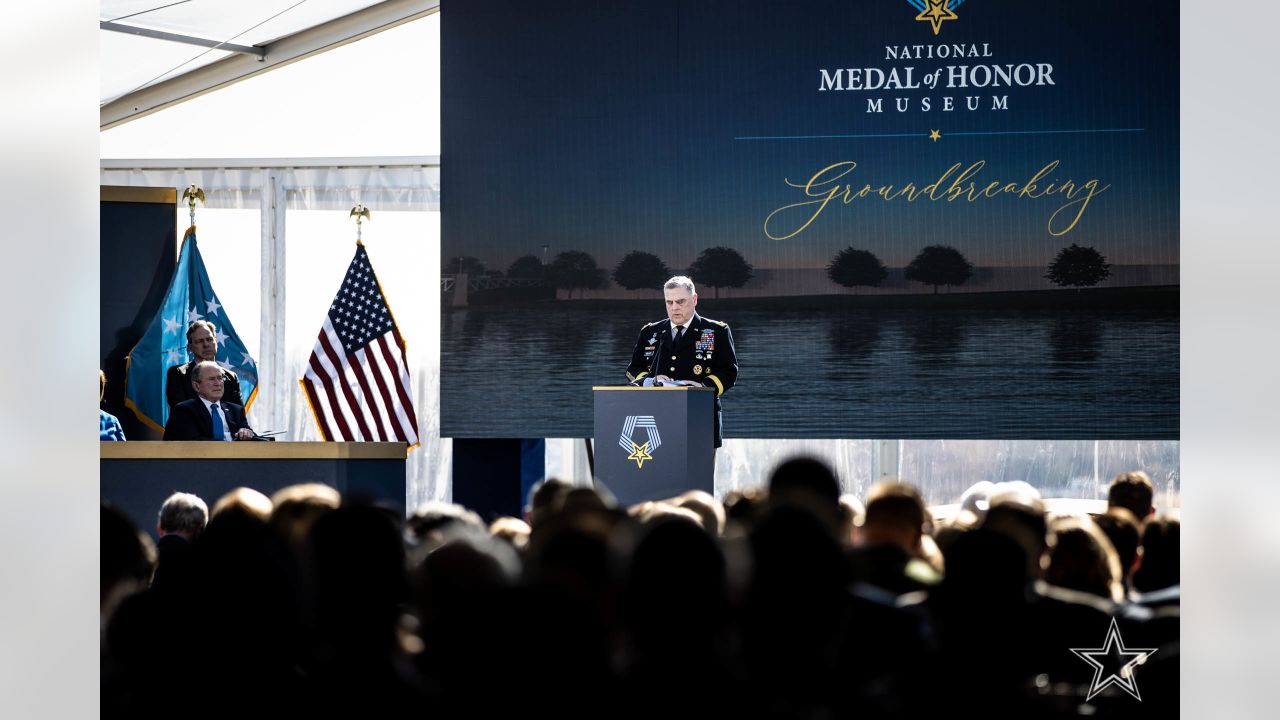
(166, 320, 244, 410)
(163, 360, 256, 441)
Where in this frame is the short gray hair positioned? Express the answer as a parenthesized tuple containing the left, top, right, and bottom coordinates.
(158, 492, 209, 535)
(664, 275, 696, 295)
(190, 360, 222, 383)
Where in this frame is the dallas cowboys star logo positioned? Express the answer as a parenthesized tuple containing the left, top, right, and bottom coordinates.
(1070, 617, 1158, 701)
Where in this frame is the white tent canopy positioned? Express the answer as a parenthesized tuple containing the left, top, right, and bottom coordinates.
(101, 0, 438, 129)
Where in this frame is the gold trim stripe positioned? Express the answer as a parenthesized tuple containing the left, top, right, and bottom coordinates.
(706, 375, 725, 396)
(101, 185, 177, 204)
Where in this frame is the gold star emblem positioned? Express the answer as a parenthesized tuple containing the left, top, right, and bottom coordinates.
(916, 0, 958, 35)
(627, 441, 653, 469)
(929, 129, 941, 142)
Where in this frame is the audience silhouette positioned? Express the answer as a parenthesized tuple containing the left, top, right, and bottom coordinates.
(102, 464, 1179, 718)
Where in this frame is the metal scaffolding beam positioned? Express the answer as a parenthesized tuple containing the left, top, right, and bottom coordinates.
(100, 21, 266, 59)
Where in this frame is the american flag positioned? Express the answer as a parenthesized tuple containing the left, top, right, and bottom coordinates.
(300, 244, 419, 446)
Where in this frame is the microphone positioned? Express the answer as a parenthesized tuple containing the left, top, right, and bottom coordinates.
(645, 323, 668, 384)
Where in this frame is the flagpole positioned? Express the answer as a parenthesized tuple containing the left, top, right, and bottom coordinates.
(350, 203, 370, 246)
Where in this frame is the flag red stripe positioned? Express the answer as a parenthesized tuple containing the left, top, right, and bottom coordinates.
(347, 348, 389, 440)
(308, 350, 353, 441)
(318, 330, 373, 441)
(300, 376, 333, 442)
(377, 334, 418, 429)
(363, 344, 408, 442)
(370, 337, 416, 444)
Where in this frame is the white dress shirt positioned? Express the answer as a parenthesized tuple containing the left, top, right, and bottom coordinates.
(199, 396, 232, 441)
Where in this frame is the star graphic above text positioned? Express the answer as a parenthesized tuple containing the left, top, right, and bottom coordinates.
(205, 298, 222, 316)
(162, 316, 182, 335)
(627, 441, 654, 469)
(1070, 618, 1158, 701)
(916, 0, 958, 36)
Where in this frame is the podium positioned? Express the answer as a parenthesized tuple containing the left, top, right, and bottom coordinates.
(592, 386, 715, 507)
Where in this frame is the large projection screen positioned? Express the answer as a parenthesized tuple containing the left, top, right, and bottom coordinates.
(441, 0, 1178, 440)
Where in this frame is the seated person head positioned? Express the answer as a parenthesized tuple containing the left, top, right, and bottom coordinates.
(1107, 470, 1155, 523)
(525, 478, 573, 529)
(157, 492, 209, 540)
(980, 487, 1048, 583)
(1044, 515, 1123, 602)
(186, 320, 219, 362)
(270, 483, 340, 551)
(189, 360, 226, 403)
(211, 487, 273, 523)
(767, 456, 842, 529)
(1132, 512, 1179, 593)
(1092, 508, 1141, 583)
(861, 481, 929, 555)
(101, 503, 156, 619)
(674, 490, 726, 536)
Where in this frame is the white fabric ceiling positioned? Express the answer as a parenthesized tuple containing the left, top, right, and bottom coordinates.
(100, 0, 386, 105)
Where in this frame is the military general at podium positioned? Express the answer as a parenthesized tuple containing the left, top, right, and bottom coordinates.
(625, 276, 737, 447)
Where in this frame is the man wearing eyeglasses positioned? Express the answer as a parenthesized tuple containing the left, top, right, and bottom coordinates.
(163, 360, 256, 441)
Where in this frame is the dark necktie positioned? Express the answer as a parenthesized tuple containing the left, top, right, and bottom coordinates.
(210, 402, 225, 441)
(674, 325, 685, 345)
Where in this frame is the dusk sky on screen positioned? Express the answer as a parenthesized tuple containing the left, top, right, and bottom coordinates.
(444, 0, 1177, 271)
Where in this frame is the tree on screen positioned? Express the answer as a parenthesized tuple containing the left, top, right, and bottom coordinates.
(688, 246, 753, 299)
(507, 255, 545, 280)
(827, 247, 889, 295)
(612, 251, 671, 293)
(904, 245, 973, 294)
(548, 250, 607, 298)
(1045, 244, 1111, 289)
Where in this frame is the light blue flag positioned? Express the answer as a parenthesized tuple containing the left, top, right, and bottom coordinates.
(125, 225, 259, 431)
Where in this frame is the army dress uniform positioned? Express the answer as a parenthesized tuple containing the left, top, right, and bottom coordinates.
(625, 313, 737, 447)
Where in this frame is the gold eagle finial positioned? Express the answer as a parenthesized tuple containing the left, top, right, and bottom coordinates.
(350, 204, 371, 244)
(182, 185, 205, 209)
